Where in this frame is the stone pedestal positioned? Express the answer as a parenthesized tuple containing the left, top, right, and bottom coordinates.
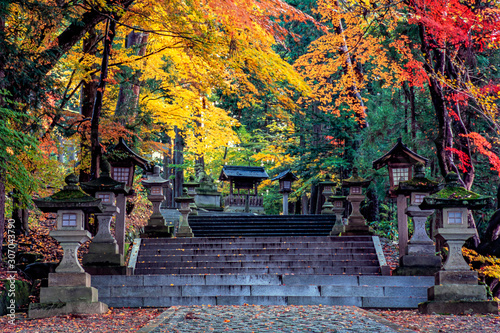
(29, 231, 107, 318)
(394, 205, 441, 276)
(83, 207, 124, 268)
(177, 206, 194, 238)
(418, 227, 498, 314)
(342, 193, 372, 235)
(141, 191, 173, 238)
(29, 272, 107, 318)
(330, 208, 345, 236)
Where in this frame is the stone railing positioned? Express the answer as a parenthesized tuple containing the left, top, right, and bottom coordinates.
(224, 195, 263, 207)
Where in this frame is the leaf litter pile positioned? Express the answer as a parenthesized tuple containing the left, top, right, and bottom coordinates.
(1, 308, 164, 332)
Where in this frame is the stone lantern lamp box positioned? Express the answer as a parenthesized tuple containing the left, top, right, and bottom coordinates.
(29, 174, 107, 318)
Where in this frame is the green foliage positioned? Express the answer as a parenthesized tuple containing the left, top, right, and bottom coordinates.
(0, 99, 41, 206)
(369, 202, 398, 240)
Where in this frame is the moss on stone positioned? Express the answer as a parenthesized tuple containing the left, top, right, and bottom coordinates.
(435, 186, 481, 200)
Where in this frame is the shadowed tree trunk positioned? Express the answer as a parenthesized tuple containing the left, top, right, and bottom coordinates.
(79, 27, 100, 182)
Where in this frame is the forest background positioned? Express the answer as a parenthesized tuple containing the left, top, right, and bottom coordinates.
(1, 0, 500, 271)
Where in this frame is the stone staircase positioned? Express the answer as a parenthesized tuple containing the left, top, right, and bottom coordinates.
(92, 273, 432, 308)
(134, 236, 381, 275)
(188, 214, 336, 237)
(90, 214, 434, 308)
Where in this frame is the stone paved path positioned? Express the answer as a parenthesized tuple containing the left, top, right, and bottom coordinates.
(139, 305, 413, 333)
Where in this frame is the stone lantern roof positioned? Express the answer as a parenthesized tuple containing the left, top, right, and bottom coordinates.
(81, 160, 132, 196)
(330, 187, 347, 201)
(142, 165, 169, 187)
(318, 174, 336, 187)
(174, 188, 195, 204)
(271, 169, 298, 182)
(342, 168, 371, 188)
(184, 175, 201, 188)
(394, 163, 439, 196)
(33, 174, 103, 213)
(419, 172, 490, 210)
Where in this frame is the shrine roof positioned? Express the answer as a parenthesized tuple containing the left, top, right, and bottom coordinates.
(219, 166, 269, 181)
(372, 138, 428, 170)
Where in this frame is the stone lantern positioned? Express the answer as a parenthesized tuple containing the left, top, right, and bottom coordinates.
(418, 172, 498, 314)
(107, 137, 152, 256)
(330, 188, 346, 236)
(393, 163, 441, 275)
(174, 188, 195, 237)
(141, 165, 172, 238)
(342, 168, 372, 235)
(29, 174, 107, 318)
(271, 169, 298, 215)
(319, 175, 336, 215)
(183, 175, 200, 215)
(372, 138, 429, 257)
(80, 160, 132, 275)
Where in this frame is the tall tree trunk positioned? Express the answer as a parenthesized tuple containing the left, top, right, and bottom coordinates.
(419, 25, 467, 185)
(79, 27, 99, 182)
(12, 190, 29, 236)
(173, 127, 184, 208)
(90, 18, 117, 180)
(115, 31, 149, 125)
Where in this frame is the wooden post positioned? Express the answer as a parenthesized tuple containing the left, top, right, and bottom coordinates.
(397, 194, 408, 258)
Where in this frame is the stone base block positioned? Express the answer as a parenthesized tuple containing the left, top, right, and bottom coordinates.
(435, 271, 479, 285)
(141, 225, 173, 238)
(393, 266, 441, 276)
(406, 243, 436, 256)
(330, 223, 343, 236)
(88, 242, 118, 254)
(418, 300, 498, 315)
(40, 286, 98, 303)
(83, 265, 132, 276)
(28, 301, 108, 318)
(177, 226, 194, 238)
(342, 225, 373, 236)
(83, 253, 124, 266)
(428, 284, 487, 301)
(400, 255, 441, 268)
(148, 214, 167, 226)
(48, 273, 90, 287)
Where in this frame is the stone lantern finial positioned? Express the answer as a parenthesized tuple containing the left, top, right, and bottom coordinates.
(64, 173, 79, 190)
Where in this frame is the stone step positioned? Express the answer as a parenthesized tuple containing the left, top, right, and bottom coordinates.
(135, 260, 379, 269)
(139, 242, 375, 250)
(140, 236, 373, 243)
(138, 248, 374, 256)
(133, 266, 381, 275)
(92, 275, 433, 308)
(188, 229, 336, 237)
(92, 274, 434, 287)
(136, 254, 379, 262)
(189, 214, 335, 221)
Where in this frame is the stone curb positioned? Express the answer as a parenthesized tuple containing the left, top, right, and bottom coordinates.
(357, 308, 416, 333)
